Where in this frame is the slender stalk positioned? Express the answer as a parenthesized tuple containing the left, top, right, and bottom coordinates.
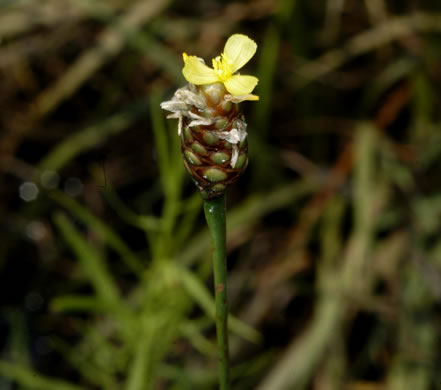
(203, 193, 230, 390)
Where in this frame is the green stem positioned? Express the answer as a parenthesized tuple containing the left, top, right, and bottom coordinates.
(203, 193, 230, 390)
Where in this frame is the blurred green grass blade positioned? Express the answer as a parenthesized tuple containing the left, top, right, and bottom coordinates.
(98, 181, 161, 233)
(125, 263, 190, 389)
(151, 91, 184, 259)
(252, 0, 297, 138)
(151, 89, 184, 200)
(32, 0, 172, 117)
(319, 194, 345, 267)
(167, 111, 185, 195)
(126, 311, 182, 390)
(38, 101, 147, 172)
(151, 91, 171, 196)
(252, 24, 279, 138)
(228, 179, 316, 227)
(416, 128, 441, 170)
(412, 71, 434, 142)
(50, 337, 118, 390)
(53, 212, 125, 315)
(413, 193, 441, 233)
(125, 328, 152, 390)
(227, 315, 262, 345)
(387, 262, 437, 390)
(132, 32, 183, 84)
(179, 179, 317, 266)
(67, 0, 182, 83)
(51, 190, 144, 273)
(258, 123, 379, 390)
(179, 321, 217, 357)
(257, 295, 344, 390)
(343, 123, 377, 288)
(381, 142, 415, 192)
(177, 266, 261, 344)
(361, 57, 416, 112)
(173, 192, 203, 249)
(158, 363, 217, 388)
(295, 13, 441, 87)
(51, 294, 106, 313)
(231, 351, 276, 386)
(0, 360, 85, 390)
(353, 123, 376, 235)
(4, 310, 31, 367)
(250, 24, 280, 185)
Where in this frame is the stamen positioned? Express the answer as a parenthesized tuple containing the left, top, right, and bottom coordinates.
(211, 54, 232, 82)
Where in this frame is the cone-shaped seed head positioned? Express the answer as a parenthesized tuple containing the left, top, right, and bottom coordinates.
(161, 34, 259, 199)
(182, 83, 248, 199)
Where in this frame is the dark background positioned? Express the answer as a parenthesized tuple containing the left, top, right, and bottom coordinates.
(1, 0, 441, 389)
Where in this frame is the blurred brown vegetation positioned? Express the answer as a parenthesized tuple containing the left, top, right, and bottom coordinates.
(1, 0, 441, 389)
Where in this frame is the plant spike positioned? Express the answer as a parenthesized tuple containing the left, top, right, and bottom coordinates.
(161, 33, 259, 389)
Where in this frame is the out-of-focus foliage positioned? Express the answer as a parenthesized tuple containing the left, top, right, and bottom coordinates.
(1, 0, 441, 389)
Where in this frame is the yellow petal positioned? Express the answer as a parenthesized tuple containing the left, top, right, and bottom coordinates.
(224, 75, 258, 96)
(182, 53, 218, 85)
(223, 34, 257, 73)
(245, 94, 259, 101)
(226, 94, 259, 101)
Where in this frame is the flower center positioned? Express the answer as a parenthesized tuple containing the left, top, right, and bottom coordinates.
(212, 54, 233, 82)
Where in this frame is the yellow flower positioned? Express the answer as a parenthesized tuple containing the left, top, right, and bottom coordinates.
(182, 34, 259, 100)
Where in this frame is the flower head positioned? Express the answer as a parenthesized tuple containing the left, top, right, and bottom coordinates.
(182, 34, 259, 100)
